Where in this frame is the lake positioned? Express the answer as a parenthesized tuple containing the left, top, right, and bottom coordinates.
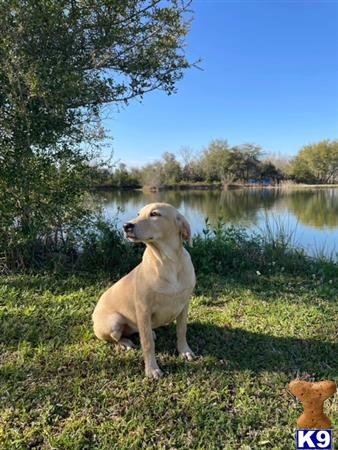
(95, 188, 338, 258)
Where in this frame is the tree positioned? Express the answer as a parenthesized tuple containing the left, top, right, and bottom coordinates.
(0, 0, 193, 269)
(188, 157, 206, 182)
(141, 160, 166, 188)
(162, 152, 182, 183)
(179, 146, 194, 181)
(179, 146, 206, 182)
(139, 152, 182, 187)
(230, 144, 262, 182)
(200, 140, 231, 182)
(108, 163, 141, 188)
(112, 163, 129, 187)
(200, 141, 263, 184)
(258, 161, 283, 184)
(264, 153, 290, 176)
(289, 140, 338, 184)
(89, 165, 113, 186)
(0, 0, 192, 151)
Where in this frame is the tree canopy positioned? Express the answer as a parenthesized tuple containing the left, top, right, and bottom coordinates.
(0, 0, 192, 151)
(289, 140, 338, 184)
(0, 0, 193, 269)
(199, 140, 264, 183)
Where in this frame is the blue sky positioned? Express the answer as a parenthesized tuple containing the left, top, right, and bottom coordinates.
(104, 0, 338, 167)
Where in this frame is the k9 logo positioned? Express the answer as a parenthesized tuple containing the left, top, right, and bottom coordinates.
(296, 430, 332, 449)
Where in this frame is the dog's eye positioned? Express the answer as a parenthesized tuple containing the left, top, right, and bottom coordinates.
(150, 210, 161, 217)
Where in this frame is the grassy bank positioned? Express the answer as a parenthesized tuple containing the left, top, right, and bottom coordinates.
(1, 228, 337, 449)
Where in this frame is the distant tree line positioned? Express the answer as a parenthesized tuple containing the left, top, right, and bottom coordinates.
(93, 139, 338, 189)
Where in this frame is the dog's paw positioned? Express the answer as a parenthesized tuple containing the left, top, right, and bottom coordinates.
(179, 348, 196, 361)
(117, 338, 137, 351)
(145, 366, 164, 380)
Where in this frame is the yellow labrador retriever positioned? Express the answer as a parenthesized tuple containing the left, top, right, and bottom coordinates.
(92, 202, 196, 379)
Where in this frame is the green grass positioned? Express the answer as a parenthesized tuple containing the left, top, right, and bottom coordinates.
(1, 267, 337, 449)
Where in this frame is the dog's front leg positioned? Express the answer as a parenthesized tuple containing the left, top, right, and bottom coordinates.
(176, 304, 195, 361)
(136, 306, 163, 379)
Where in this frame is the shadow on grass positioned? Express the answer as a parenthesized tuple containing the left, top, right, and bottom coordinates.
(154, 323, 337, 379)
(2, 322, 337, 381)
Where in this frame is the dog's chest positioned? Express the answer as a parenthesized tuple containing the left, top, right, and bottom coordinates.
(151, 287, 192, 328)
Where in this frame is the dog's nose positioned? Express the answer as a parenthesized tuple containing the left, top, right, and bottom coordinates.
(123, 222, 135, 232)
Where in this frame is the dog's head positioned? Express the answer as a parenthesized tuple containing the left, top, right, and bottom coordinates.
(123, 202, 192, 246)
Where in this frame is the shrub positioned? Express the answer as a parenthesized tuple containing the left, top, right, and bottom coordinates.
(1, 214, 336, 283)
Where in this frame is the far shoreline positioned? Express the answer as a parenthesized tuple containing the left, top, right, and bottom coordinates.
(93, 183, 338, 192)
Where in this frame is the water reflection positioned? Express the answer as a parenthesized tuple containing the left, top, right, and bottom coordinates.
(95, 188, 338, 255)
(97, 189, 338, 227)
(283, 189, 338, 229)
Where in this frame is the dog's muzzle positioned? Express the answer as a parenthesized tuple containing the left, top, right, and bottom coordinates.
(123, 222, 137, 239)
(123, 222, 134, 233)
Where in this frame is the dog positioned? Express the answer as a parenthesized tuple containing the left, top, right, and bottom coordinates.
(92, 202, 196, 379)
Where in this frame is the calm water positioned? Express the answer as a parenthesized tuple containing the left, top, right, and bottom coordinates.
(95, 188, 338, 258)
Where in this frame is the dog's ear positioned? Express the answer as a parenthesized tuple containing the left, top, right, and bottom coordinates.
(176, 213, 192, 247)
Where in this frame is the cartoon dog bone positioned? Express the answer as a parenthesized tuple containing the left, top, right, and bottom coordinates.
(289, 380, 336, 429)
